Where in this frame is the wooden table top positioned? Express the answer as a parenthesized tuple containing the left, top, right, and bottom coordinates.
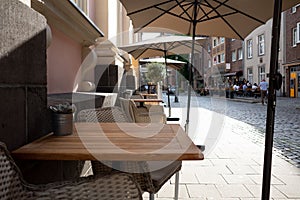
(12, 123, 203, 161)
(140, 93, 158, 97)
(132, 99, 163, 103)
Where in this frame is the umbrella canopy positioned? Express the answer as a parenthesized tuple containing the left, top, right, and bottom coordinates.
(119, 0, 300, 199)
(119, 0, 299, 134)
(119, 0, 298, 39)
(139, 57, 186, 70)
(119, 35, 205, 59)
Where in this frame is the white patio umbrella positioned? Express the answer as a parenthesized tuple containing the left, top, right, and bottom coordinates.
(139, 57, 186, 70)
(119, 0, 300, 198)
(119, 35, 204, 119)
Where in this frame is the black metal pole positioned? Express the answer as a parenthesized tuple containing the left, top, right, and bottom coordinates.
(164, 48, 171, 117)
(261, 0, 282, 199)
(185, 0, 198, 133)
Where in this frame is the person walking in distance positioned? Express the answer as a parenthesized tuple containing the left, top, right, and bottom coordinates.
(259, 79, 269, 105)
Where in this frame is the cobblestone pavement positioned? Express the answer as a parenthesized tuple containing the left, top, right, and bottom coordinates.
(165, 93, 300, 168)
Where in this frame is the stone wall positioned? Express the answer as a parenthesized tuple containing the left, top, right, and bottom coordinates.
(0, 0, 81, 184)
(0, 0, 48, 150)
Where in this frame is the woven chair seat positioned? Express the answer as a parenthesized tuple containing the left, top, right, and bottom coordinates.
(0, 141, 142, 200)
(77, 106, 129, 123)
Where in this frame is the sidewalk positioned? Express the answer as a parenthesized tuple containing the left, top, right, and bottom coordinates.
(149, 108, 300, 200)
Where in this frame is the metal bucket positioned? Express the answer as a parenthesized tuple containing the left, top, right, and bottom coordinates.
(52, 113, 73, 136)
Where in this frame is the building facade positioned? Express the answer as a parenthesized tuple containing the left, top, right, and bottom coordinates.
(243, 15, 286, 96)
(224, 39, 244, 84)
(283, 4, 300, 97)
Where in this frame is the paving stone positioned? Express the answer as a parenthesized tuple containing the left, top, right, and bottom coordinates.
(216, 184, 253, 198)
(187, 185, 222, 198)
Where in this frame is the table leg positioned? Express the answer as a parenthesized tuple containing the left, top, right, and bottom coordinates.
(174, 171, 180, 200)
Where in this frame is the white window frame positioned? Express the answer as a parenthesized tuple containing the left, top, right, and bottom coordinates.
(297, 22, 300, 43)
(208, 59, 211, 68)
(232, 50, 236, 62)
(238, 48, 243, 60)
(219, 37, 225, 44)
(72, 0, 89, 15)
(247, 68, 253, 84)
(292, 4, 300, 13)
(220, 53, 225, 63)
(258, 34, 265, 56)
(293, 27, 297, 47)
(259, 66, 266, 82)
(247, 39, 253, 59)
(213, 38, 218, 47)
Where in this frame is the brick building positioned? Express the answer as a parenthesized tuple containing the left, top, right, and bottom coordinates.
(283, 4, 300, 97)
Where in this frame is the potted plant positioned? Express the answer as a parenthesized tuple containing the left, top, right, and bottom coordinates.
(49, 103, 75, 136)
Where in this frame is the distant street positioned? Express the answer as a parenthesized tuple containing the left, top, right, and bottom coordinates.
(164, 93, 300, 167)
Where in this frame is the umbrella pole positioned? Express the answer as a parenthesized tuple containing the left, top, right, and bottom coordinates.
(164, 48, 171, 117)
(185, 0, 198, 133)
(261, 0, 282, 198)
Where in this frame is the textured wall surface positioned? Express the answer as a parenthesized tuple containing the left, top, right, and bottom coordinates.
(0, 0, 48, 150)
(0, 0, 81, 184)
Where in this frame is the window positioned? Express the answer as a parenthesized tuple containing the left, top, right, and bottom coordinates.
(220, 53, 225, 63)
(238, 48, 243, 60)
(247, 68, 253, 84)
(293, 27, 297, 47)
(71, 0, 89, 15)
(213, 56, 217, 65)
(259, 66, 266, 82)
(258, 34, 265, 56)
(297, 22, 300, 43)
(213, 38, 218, 47)
(231, 50, 236, 62)
(219, 37, 225, 44)
(207, 44, 211, 53)
(291, 4, 300, 13)
(247, 39, 253, 58)
(208, 60, 211, 68)
(217, 54, 221, 64)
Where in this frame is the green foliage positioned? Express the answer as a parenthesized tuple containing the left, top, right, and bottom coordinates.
(167, 54, 191, 82)
(145, 62, 165, 84)
(49, 103, 75, 114)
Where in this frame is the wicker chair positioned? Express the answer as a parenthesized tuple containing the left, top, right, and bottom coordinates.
(77, 106, 129, 123)
(0, 141, 142, 200)
(122, 98, 166, 123)
(77, 106, 181, 200)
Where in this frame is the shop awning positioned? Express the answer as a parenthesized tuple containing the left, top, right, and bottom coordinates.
(224, 70, 243, 77)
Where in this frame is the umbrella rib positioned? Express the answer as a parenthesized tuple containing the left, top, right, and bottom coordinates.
(212, 0, 266, 24)
(136, 49, 149, 59)
(203, 0, 244, 39)
(154, 0, 195, 23)
(126, 0, 174, 16)
(197, 0, 229, 21)
(135, 1, 191, 33)
(175, 0, 194, 21)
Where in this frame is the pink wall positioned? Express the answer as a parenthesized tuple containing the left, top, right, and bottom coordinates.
(47, 26, 82, 94)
